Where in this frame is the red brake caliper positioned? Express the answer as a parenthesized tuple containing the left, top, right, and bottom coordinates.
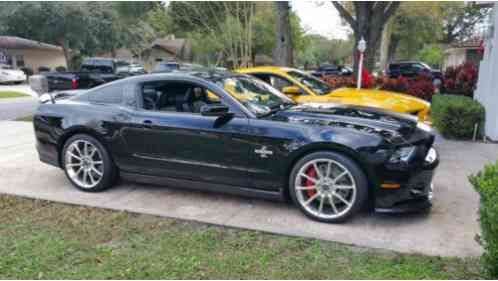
(305, 166, 317, 197)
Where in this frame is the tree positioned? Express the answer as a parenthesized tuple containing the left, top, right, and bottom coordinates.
(331, 1, 400, 72)
(296, 34, 353, 68)
(381, 2, 489, 65)
(167, 2, 256, 68)
(252, 2, 307, 65)
(440, 2, 491, 44)
(273, 1, 293, 66)
(144, 5, 172, 38)
(1, 2, 159, 69)
(416, 44, 443, 67)
(386, 2, 442, 62)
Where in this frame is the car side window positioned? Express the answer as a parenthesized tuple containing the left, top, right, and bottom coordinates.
(139, 81, 224, 114)
(399, 64, 413, 74)
(88, 84, 123, 104)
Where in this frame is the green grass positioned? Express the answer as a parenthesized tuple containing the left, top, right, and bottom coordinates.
(0, 91, 28, 98)
(0, 195, 482, 279)
(14, 115, 33, 122)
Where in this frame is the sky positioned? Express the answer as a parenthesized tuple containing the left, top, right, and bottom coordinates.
(291, 1, 352, 40)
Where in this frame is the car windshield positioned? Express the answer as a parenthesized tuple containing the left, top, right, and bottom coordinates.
(211, 75, 295, 117)
(286, 70, 332, 95)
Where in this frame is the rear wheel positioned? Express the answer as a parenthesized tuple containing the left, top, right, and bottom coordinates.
(289, 151, 368, 223)
(62, 134, 117, 192)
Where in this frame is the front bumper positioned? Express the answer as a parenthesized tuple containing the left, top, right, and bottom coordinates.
(374, 147, 439, 213)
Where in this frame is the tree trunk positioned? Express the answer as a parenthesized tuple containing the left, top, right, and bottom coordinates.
(333, 2, 400, 76)
(57, 39, 71, 71)
(273, 1, 293, 66)
(387, 36, 399, 63)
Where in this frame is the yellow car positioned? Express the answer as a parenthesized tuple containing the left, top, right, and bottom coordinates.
(236, 66, 431, 122)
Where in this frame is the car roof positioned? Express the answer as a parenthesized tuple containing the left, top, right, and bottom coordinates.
(125, 69, 242, 84)
(236, 66, 298, 74)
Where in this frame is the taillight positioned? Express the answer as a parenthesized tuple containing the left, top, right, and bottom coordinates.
(71, 78, 77, 89)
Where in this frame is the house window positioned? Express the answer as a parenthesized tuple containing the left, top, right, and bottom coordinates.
(15, 55, 25, 67)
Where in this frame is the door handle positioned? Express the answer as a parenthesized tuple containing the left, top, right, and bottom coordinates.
(142, 120, 153, 129)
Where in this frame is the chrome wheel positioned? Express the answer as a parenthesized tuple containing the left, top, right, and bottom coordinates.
(294, 158, 357, 220)
(64, 140, 104, 189)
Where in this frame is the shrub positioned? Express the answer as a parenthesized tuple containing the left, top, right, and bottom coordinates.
(321, 73, 435, 101)
(377, 75, 408, 93)
(443, 61, 479, 97)
(377, 73, 435, 101)
(431, 94, 485, 139)
(469, 162, 498, 278)
(38, 66, 51, 73)
(321, 74, 356, 89)
(404, 73, 436, 101)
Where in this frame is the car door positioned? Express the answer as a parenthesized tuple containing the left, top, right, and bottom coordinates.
(120, 78, 253, 188)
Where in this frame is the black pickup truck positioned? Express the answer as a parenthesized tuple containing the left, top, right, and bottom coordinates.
(42, 58, 125, 92)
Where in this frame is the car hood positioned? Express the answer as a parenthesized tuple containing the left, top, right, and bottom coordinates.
(317, 88, 430, 114)
(270, 103, 423, 142)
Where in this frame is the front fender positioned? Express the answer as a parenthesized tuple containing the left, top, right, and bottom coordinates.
(283, 128, 385, 192)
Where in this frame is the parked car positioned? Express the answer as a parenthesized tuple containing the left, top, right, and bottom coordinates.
(237, 66, 431, 122)
(0, 64, 27, 84)
(34, 70, 439, 223)
(310, 64, 353, 77)
(152, 62, 204, 73)
(40, 57, 124, 92)
(116, 63, 147, 77)
(387, 61, 443, 86)
(152, 62, 180, 73)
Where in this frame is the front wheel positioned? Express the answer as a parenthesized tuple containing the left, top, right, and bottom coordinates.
(289, 151, 368, 223)
(62, 134, 117, 192)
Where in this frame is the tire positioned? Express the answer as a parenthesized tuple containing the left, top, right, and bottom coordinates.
(62, 134, 117, 192)
(289, 151, 368, 223)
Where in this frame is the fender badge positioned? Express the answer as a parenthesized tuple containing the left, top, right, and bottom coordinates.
(255, 146, 273, 158)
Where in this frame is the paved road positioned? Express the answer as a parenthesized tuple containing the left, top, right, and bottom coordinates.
(1, 121, 496, 257)
(0, 97, 38, 120)
(0, 84, 38, 121)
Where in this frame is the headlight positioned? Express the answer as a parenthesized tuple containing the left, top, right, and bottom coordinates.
(389, 146, 416, 163)
(417, 122, 432, 132)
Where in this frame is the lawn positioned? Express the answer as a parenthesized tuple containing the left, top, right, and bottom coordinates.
(0, 195, 482, 279)
(15, 115, 33, 122)
(0, 91, 28, 98)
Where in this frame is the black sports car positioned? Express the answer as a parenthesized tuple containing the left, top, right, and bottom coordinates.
(34, 70, 439, 223)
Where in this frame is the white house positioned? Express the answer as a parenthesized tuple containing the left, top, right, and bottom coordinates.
(474, 2, 498, 141)
(443, 39, 483, 70)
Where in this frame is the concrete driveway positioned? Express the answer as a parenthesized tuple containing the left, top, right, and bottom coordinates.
(1, 121, 496, 257)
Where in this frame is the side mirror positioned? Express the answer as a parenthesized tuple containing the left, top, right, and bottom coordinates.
(282, 86, 301, 96)
(200, 104, 231, 117)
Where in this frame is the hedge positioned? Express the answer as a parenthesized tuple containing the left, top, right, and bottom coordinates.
(431, 94, 485, 139)
(469, 161, 498, 278)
